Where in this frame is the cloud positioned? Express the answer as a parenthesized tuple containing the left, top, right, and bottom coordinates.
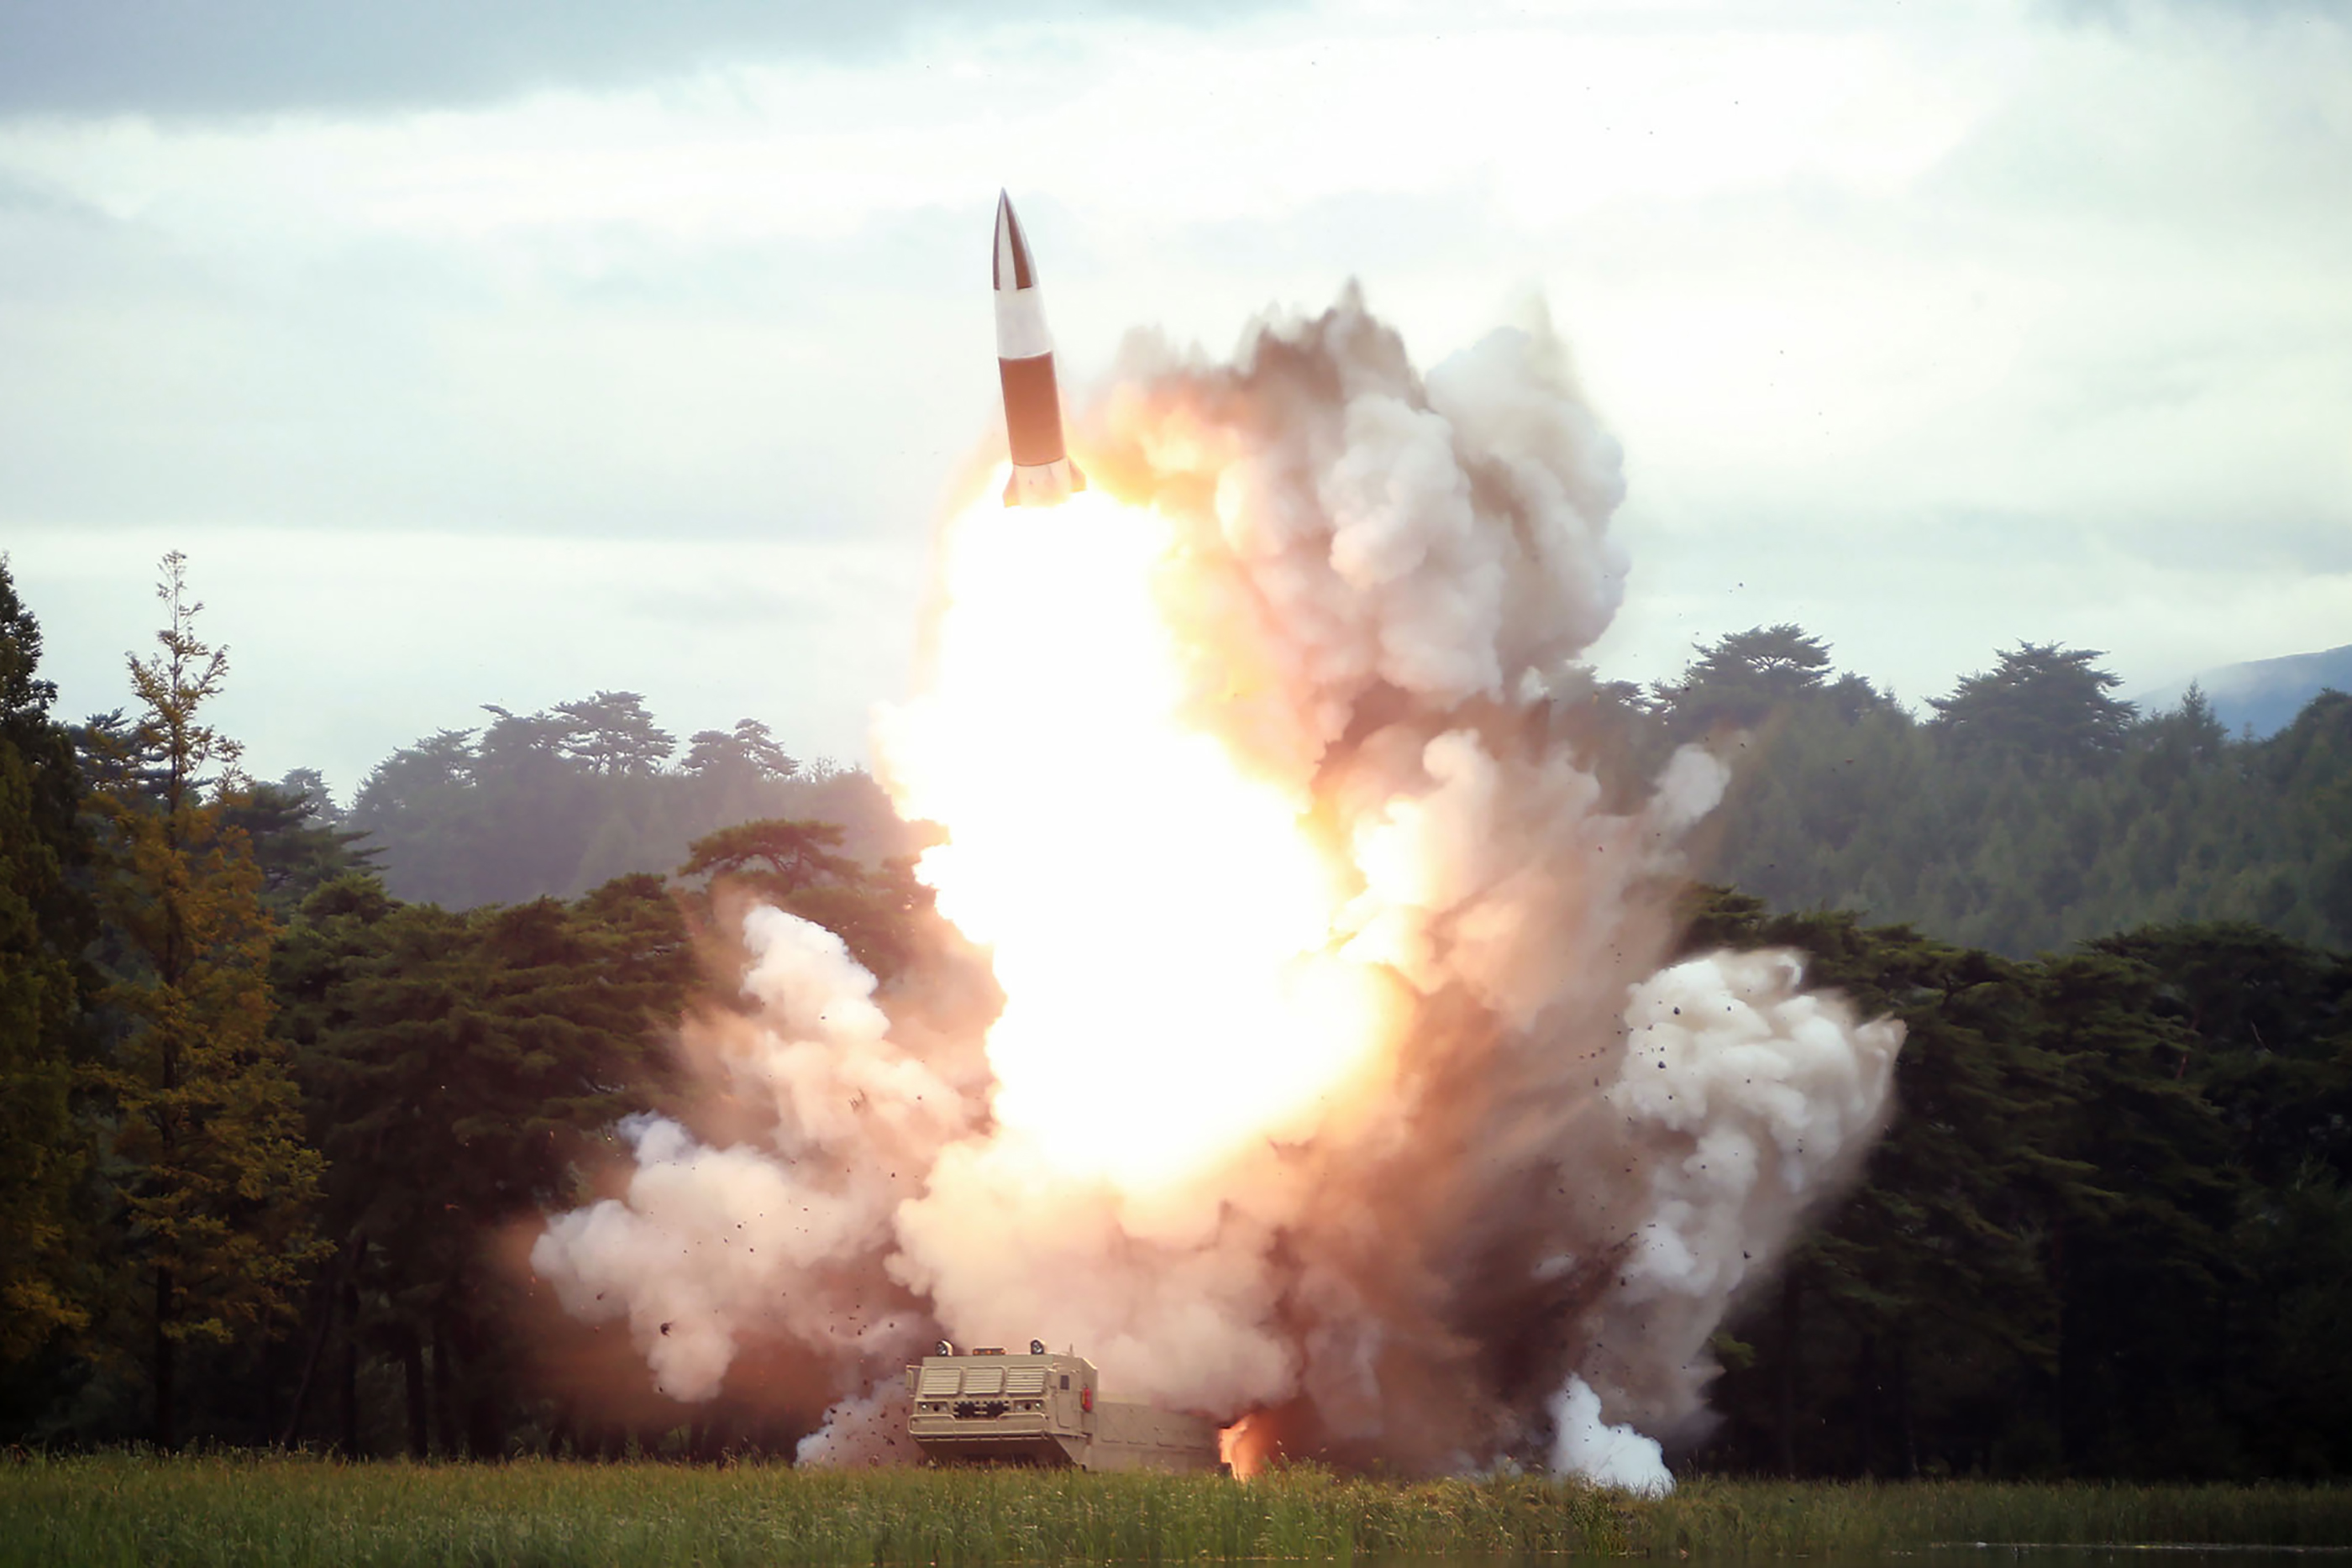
(3, 0, 2347, 794)
(0, 0, 1298, 118)
(0, 182, 987, 544)
(2041, 0, 2349, 28)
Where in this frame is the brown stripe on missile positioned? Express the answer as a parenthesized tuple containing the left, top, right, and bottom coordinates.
(998, 354, 1066, 466)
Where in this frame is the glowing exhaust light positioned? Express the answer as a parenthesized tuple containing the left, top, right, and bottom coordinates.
(879, 477, 1400, 1193)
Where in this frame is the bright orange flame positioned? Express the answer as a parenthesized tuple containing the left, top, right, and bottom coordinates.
(879, 475, 1399, 1193)
(1219, 1413, 1276, 1479)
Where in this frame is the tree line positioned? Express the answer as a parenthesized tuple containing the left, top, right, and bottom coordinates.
(1, 555, 918, 1455)
(1686, 891, 2352, 1479)
(333, 624, 2349, 964)
(3, 556, 2348, 1476)
(1557, 625, 2352, 957)
(340, 623, 2350, 966)
(342, 694, 911, 911)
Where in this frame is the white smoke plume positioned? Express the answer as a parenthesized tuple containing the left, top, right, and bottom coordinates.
(530, 906, 969, 1402)
(529, 289, 1904, 1485)
(1548, 1376, 1672, 1497)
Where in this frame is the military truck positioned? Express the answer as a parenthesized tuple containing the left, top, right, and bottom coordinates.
(905, 1340, 1223, 1472)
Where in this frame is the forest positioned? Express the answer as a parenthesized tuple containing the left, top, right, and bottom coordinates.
(3, 554, 2349, 1478)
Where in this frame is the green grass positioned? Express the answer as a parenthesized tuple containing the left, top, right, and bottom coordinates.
(2, 1455, 2349, 1566)
(1632, 1479, 2352, 1555)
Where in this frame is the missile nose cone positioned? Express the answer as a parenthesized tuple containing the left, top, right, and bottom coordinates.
(993, 191, 1035, 293)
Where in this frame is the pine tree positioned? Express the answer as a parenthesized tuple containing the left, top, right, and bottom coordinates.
(217, 774, 378, 916)
(90, 552, 326, 1448)
(289, 874, 690, 1455)
(1929, 643, 2138, 766)
(676, 817, 935, 979)
(1651, 623, 1840, 735)
(0, 559, 97, 1363)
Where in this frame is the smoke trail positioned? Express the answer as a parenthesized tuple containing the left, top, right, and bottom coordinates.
(528, 290, 1903, 1484)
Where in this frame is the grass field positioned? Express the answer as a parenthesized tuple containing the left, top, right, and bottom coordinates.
(3, 1455, 2349, 1566)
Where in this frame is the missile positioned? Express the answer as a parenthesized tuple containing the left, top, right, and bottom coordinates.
(992, 191, 1086, 507)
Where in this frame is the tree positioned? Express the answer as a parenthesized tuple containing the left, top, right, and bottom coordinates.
(1685, 890, 2076, 1476)
(1928, 643, 2136, 765)
(0, 558, 98, 1364)
(2129, 684, 2227, 792)
(2029, 950, 2241, 1473)
(344, 729, 484, 906)
(218, 774, 378, 917)
(1672, 638, 2345, 957)
(276, 768, 344, 824)
(289, 873, 690, 1455)
(675, 816, 929, 980)
(2088, 922, 2352, 1185)
(88, 553, 326, 1447)
(1652, 624, 1839, 734)
(682, 718, 799, 783)
(345, 692, 916, 912)
(678, 818, 862, 902)
(554, 691, 675, 776)
(2257, 692, 2352, 949)
(1685, 884, 2352, 1480)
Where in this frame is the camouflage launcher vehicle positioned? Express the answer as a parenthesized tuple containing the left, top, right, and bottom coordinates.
(905, 1340, 1223, 1472)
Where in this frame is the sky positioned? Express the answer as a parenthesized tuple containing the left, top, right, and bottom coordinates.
(3, 0, 2347, 797)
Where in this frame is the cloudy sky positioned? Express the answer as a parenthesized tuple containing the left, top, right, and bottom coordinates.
(4, 0, 2346, 794)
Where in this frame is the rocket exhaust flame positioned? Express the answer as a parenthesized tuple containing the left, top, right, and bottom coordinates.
(529, 265, 1904, 1489)
(878, 488, 1397, 1191)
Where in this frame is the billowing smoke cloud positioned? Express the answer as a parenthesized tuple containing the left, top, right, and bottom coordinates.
(530, 906, 970, 1402)
(528, 289, 1903, 1486)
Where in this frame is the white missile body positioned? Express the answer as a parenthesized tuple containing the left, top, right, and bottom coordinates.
(993, 191, 1086, 507)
